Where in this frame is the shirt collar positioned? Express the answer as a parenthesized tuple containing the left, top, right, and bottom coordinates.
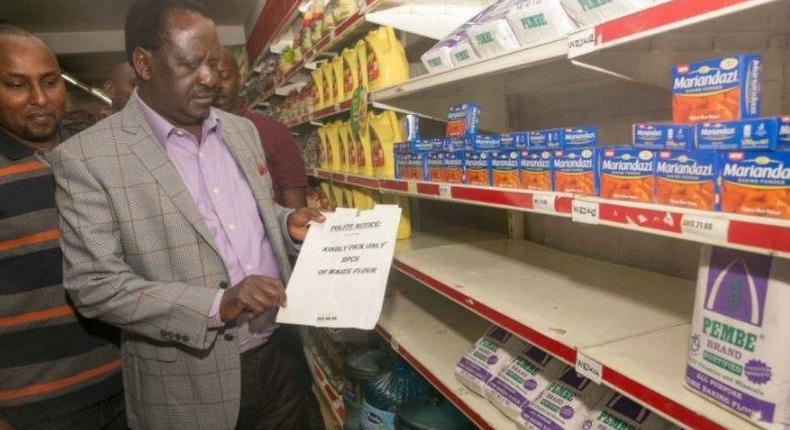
(132, 89, 221, 148)
(0, 127, 36, 161)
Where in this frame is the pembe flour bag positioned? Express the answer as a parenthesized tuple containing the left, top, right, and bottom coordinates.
(686, 246, 790, 429)
(559, 0, 663, 28)
(519, 367, 612, 430)
(583, 393, 673, 430)
(484, 343, 568, 421)
(455, 326, 525, 395)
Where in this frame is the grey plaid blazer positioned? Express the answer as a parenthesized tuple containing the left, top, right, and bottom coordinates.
(50, 101, 294, 430)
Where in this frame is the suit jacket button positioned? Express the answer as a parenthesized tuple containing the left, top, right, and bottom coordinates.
(219, 282, 228, 289)
(224, 334, 234, 341)
(160, 329, 167, 337)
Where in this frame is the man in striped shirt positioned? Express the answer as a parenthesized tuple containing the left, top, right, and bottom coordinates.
(0, 25, 125, 429)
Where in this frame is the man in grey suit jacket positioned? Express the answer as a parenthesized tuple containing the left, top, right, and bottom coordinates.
(50, 1, 324, 428)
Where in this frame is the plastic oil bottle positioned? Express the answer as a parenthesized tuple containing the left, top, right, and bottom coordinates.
(368, 110, 402, 178)
(355, 39, 369, 90)
(317, 125, 330, 170)
(356, 120, 375, 177)
(332, 183, 347, 208)
(341, 47, 359, 102)
(363, 26, 409, 91)
(360, 359, 428, 430)
(337, 120, 352, 173)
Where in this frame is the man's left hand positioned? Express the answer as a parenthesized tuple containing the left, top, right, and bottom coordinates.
(287, 208, 326, 242)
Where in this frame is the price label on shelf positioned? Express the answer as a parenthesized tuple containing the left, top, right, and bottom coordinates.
(531, 193, 554, 212)
(439, 184, 452, 199)
(568, 28, 597, 58)
(572, 199, 600, 224)
(681, 214, 729, 243)
(407, 181, 418, 194)
(575, 352, 603, 384)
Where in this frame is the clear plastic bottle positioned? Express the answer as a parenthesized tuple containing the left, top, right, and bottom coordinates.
(360, 360, 429, 430)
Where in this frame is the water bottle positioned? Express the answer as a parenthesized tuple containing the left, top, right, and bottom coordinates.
(360, 359, 428, 430)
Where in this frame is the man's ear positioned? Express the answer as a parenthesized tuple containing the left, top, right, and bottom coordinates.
(132, 47, 152, 82)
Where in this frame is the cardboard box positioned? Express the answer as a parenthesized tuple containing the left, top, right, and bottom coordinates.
(519, 149, 553, 191)
(721, 151, 790, 219)
(553, 148, 599, 195)
(655, 150, 721, 211)
(633, 123, 694, 151)
(465, 151, 493, 186)
(599, 147, 656, 203)
(696, 117, 780, 151)
(491, 150, 520, 189)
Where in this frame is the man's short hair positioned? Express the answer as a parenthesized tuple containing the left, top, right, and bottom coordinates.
(0, 24, 35, 38)
(124, 0, 211, 65)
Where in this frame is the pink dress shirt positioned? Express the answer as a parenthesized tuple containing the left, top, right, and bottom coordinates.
(135, 92, 281, 353)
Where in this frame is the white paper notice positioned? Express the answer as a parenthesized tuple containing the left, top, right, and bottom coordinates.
(276, 205, 402, 329)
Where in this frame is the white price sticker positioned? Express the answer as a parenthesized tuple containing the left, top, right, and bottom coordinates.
(568, 28, 597, 58)
(407, 181, 418, 194)
(681, 214, 729, 242)
(531, 193, 554, 212)
(572, 200, 600, 224)
(575, 352, 603, 384)
(439, 184, 452, 199)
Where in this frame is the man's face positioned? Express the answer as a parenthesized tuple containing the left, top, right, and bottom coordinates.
(215, 50, 240, 112)
(106, 63, 136, 111)
(138, 12, 220, 125)
(0, 35, 65, 142)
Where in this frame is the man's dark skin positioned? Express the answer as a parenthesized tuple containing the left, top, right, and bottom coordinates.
(0, 34, 65, 154)
(214, 47, 307, 209)
(103, 62, 136, 113)
(130, 11, 323, 323)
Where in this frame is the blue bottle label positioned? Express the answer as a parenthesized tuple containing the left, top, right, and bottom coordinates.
(360, 401, 395, 430)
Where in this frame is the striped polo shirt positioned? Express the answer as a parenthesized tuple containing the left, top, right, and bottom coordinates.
(0, 129, 123, 426)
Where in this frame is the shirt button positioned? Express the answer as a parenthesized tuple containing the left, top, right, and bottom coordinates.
(212, 188, 220, 194)
(198, 152, 204, 158)
(228, 224, 236, 230)
(175, 130, 184, 136)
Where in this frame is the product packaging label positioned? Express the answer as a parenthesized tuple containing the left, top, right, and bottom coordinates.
(780, 116, 790, 150)
(655, 150, 721, 211)
(633, 123, 694, 151)
(686, 246, 790, 426)
(427, 151, 446, 182)
(501, 132, 528, 149)
(720, 151, 790, 219)
(672, 54, 761, 123)
(521, 367, 611, 430)
(446, 103, 481, 138)
(444, 150, 466, 184)
(360, 401, 395, 430)
(455, 326, 524, 395)
(468, 134, 502, 151)
(465, 151, 493, 186)
(492, 150, 520, 188)
(696, 118, 780, 151)
(563, 126, 599, 149)
(583, 393, 670, 430)
(553, 148, 599, 195)
(485, 344, 568, 422)
(529, 129, 563, 150)
(519, 149, 554, 191)
(599, 147, 656, 203)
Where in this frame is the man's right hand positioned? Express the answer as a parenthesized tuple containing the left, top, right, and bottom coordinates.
(219, 275, 287, 322)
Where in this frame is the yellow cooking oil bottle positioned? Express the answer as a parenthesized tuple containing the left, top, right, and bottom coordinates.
(321, 61, 335, 108)
(342, 185, 355, 210)
(368, 110, 402, 178)
(355, 119, 375, 177)
(331, 183, 347, 208)
(311, 67, 325, 110)
(346, 122, 361, 174)
(324, 121, 342, 172)
(363, 26, 408, 91)
(341, 47, 359, 102)
(381, 194, 411, 239)
(317, 125, 330, 170)
(332, 56, 345, 104)
(320, 181, 333, 208)
(353, 188, 378, 211)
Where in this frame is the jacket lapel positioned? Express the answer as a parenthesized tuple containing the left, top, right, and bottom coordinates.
(120, 102, 221, 256)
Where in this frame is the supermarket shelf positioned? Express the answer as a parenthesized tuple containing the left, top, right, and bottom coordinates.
(284, 99, 353, 128)
(568, 0, 789, 91)
(309, 168, 790, 257)
(376, 279, 515, 430)
(390, 230, 760, 430)
(304, 345, 346, 425)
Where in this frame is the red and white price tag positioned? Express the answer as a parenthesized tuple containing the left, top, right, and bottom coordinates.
(531, 193, 554, 212)
(407, 181, 418, 194)
(568, 28, 597, 58)
(681, 214, 729, 243)
(439, 184, 452, 199)
(572, 199, 600, 224)
(575, 352, 603, 384)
